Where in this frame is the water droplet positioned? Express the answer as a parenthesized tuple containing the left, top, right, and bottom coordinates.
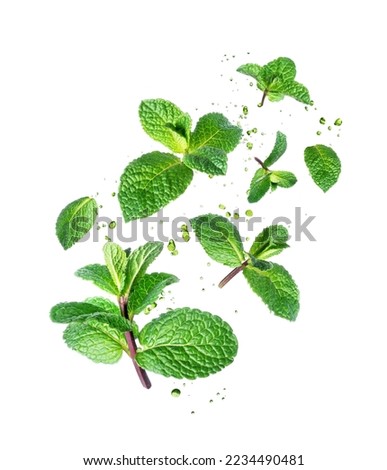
(328, 126, 332, 130)
(233, 213, 240, 219)
(252, 128, 257, 133)
(167, 239, 176, 252)
(246, 236, 250, 241)
(304, 106, 309, 111)
(172, 250, 179, 256)
(104, 235, 112, 242)
(180, 224, 188, 232)
(209, 399, 214, 403)
(310, 100, 314, 106)
(257, 103, 262, 108)
(225, 211, 231, 217)
(242, 105, 248, 116)
(145, 302, 157, 314)
(229, 78, 233, 81)
(111, 192, 116, 197)
(244, 167, 248, 172)
(245, 209, 253, 217)
(334, 118, 343, 126)
(99, 205, 103, 209)
(182, 232, 190, 243)
(108, 221, 116, 229)
(218, 204, 226, 210)
(171, 388, 181, 397)
(316, 131, 322, 136)
(249, 82, 253, 87)
(319, 117, 326, 125)
(207, 262, 211, 267)
(246, 142, 253, 150)
(247, 130, 251, 136)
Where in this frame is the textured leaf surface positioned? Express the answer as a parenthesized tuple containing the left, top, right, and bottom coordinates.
(50, 302, 102, 323)
(56, 197, 97, 250)
(123, 241, 163, 295)
(264, 131, 287, 167)
(84, 297, 121, 315)
(136, 308, 238, 379)
(304, 144, 341, 192)
(183, 147, 228, 176)
(75, 264, 119, 295)
(189, 113, 242, 153)
(139, 99, 191, 153)
(236, 63, 262, 80)
(248, 168, 270, 203)
(284, 81, 311, 104)
(270, 171, 297, 188)
(63, 320, 129, 364)
(118, 152, 193, 222)
(128, 272, 178, 315)
(190, 214, 244, 267)
(244, 263, 299, 321)
(250, 225, 289, 260)
(103, 243, 127, 292)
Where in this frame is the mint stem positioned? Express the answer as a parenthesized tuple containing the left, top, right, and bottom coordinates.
(119, 297, 152, 389)
(219, 259, 249, 288)
(254, 157, 269, 171)
(260, 90, 267, 107)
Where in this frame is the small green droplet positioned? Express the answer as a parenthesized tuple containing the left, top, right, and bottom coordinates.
(233, 213, 240, 219)
(246, 236, 250, 241)
(145, 302, 157, 314)
(319, 117, 326, 125)
(225, 211, 231, 217)
(334, 118, 342, 126)
(252, 128, 257, 133)
(171, 388, 181, 397)
(244, 167, 248, 172)
(167, 239, 176, 252)
(245, 209, 253, 217)
(218, 204, 226, 210)
(104, 235, 112, 242)
(207, 262, 211, 267)
(242, 105, 248, 115)
(108, 221, 116, 229)
(191, 411, 195, 415)
(99, 205, 103, 209)
(247, 130, 251, 136)
(172, 249, 179, 256)
(305, 106, 309, 111)
(111, 192, 116, 197)
(180, 224, 188, 232)
(257, 103, 262, 108)
(182, 232, 190, 243)
(249, 82, 253, 87)
(328, 126, 332, 130)
(310, 100, 314, 106)
(209, 399, 214, 403)
(316, 131, 322, 136)
(246, 142, 253, 150)
(229, 78, 233, 81)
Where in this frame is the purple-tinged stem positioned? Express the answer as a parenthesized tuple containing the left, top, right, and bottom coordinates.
(254, 157, 269, 171)
(218, 259, 249, 288)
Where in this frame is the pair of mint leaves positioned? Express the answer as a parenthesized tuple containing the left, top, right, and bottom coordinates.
(51, 241, 238, 384)
(118, 99, 242, 222)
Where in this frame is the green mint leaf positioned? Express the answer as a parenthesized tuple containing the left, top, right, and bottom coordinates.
(103, 242, 127, 292)
(128, 272, 178, 315)
(118, 152, 193, 222)
(50, 301, 103, 323)
(136, 308, 238, 379)
(84, 313, 133, 333)
(248, 255, 273, 271)
(248, 168, 271, 203)
(84, 297, 121, 315)
(183, 147, 228, 176)
(264, 131, 287, 167)
(250, 225, 289, 260)
(63, 320, 129, 364)
(284, 80, 311, 104)
(304, 144, 341, 192)
(75, 264, 119, 295)
(270, 171, 297, 188)
(189, 113, 242, 153)
(190, 214, 244, 267)
(236, 63, 262, 81)
(139, 99, 191, 153)
(122, 241, 164, 296)
(244, 263, 300, 321)
(56, 197, 97, 250)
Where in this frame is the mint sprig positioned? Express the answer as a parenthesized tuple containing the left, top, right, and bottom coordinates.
(248, 132, 297, 203)
(190, 215, 299, 321)
(118, 99, 242, 222)
(237, 57, 311, 107)
(304, 144, 341, 192)
(50, 242, 238, 388)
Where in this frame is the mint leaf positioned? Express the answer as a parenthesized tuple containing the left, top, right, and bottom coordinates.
(103, 242, 127, 292)
(136, 308, 238, 379)
(118, 152, 193, 222)
(248, 168, 271, 203)
(244, 263, 299, 321)
(123, 241, 164, 296)
(304, 144, 341, 192)
(189, 113, 242, 153)
(75, 264, 119, 295)
(270, 171, 297, 188)
(50, 301, 103, 323)
(248, 256, 273, 271)
(190, 214, 244, 267)
(264, 131, 287, 167)
(139, 99, 191, 153)
(250, 225, 289, 260)
(63, 320, 129, 364)
(183, 147, 228, 176)
(56, 197, 97, 250)
(284, 81, 311, 104)
(236, 63, 262, 80)
(84, 313, 133, 333)
(84, 297, 121, 315)
(128, 272, 178, 315)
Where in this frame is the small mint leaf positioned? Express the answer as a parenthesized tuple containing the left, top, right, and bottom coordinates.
(249, 225, 289, 260)
(248, 168, 271, 203)
(270, 171, 297, 188)
(84, 297, 121, 315)
(75, 264, 119, 295)
(304, 144, 341, 192)
(103, 242, 127, 293)
(183, 147, 228, 176)
(50, 301, 103, 323)
(264, 131, 287, 167)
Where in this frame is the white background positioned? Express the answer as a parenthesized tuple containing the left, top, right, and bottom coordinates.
(1, 1, 386, 469)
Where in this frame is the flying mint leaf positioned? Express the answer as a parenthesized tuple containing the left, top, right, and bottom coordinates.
(270, 171, 297, 188)
(304, 144, 341, 192)
(122, 241, 164, 296)
(118, 152, 193, 222)
(128, 272, 179, 315)
(139, 99, 191, 153)
(63, 320, 129, 364)
(264, 131, 287, 167)
(183, 147, 228, 176)
(244, 263, 300, 321)
(237, 57, 311, 106)
(50, 301, 104, 323)
(84, 297, 121, 315)
(190, 214, 244, 267)
(248, 168, 271, 203)
(103, 243, 127, 292)
(75, 264, 119, 295)
(250, 225, 289, 260)
(135, 308, 238, 379)
(189, 113, 242, 153)
(56, 197, 97, 250)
